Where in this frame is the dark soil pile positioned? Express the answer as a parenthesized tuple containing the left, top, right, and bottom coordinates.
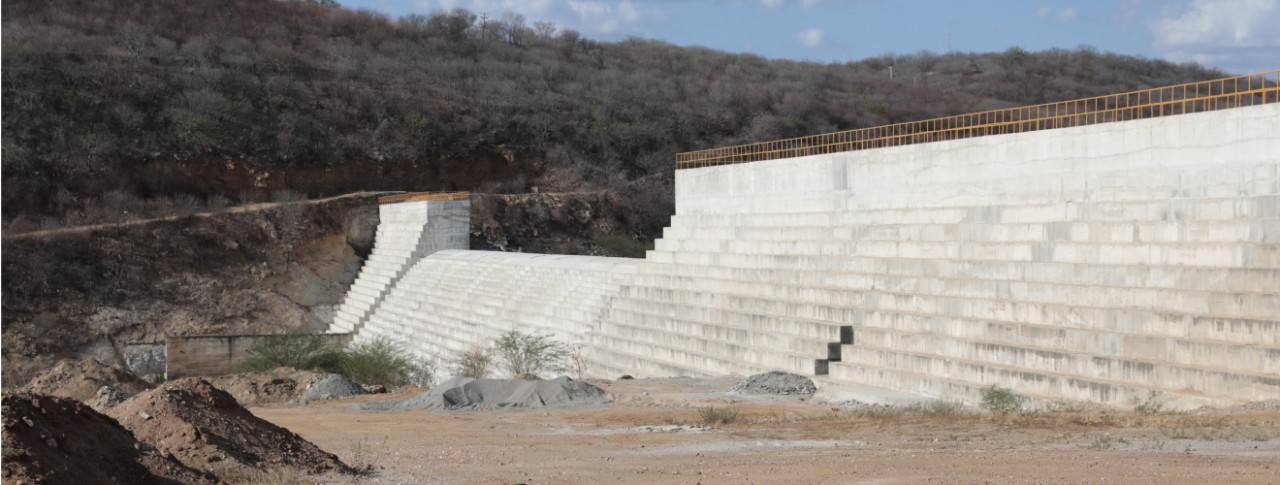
(106, 378, 352, 475)
(20, 357, 154, 404)
(731, 371, 817, 396)
(1, 392, 217, 485)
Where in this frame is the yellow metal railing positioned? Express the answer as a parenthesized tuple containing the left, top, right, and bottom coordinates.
(676, 70, 1280, 169)
(378, 191, 471, 204)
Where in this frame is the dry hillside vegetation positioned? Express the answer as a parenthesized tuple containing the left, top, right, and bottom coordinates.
(2, 0, 1224, 252)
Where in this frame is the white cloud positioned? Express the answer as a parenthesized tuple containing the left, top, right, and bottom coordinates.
(796, 28, 825, 47)
(1149, 0, 1280, 72)
(1038, 6, 1079, 22)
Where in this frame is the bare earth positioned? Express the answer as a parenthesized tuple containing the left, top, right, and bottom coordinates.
(254, 377, 1280, 484)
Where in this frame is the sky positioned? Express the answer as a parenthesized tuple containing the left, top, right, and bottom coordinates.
(340, 0, 1280, 74)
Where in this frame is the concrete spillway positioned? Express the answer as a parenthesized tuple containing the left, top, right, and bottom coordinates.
(334, 103, 1280, 409)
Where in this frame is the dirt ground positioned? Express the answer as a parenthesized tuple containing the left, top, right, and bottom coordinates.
(252, 377, 1280, 484)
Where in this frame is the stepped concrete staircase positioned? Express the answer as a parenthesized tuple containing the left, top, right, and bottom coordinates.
(351, 251, 639, 372)
(328, 196, 469, 335)
(333, 102, 1280, 410)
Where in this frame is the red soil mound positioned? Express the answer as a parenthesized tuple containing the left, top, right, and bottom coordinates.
(106, 378, 352, 475)
(1, 392, 217, 485)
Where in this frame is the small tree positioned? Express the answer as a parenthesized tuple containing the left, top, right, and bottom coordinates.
(979, 384, 1024, 414)
(453, 344, 493, 379)
(491, 329, 568, 379)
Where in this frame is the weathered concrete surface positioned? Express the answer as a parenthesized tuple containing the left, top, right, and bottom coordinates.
(626, 103, 1280, 409)
(328, 199, 469, 334)
(340, 104, 1280, 409)
(352, 250, 639, 376)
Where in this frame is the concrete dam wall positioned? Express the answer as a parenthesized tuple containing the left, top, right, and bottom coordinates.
(336, 103, 1280, 409)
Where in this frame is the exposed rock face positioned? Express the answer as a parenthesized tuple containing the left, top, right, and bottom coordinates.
(1, 195, 379, 386)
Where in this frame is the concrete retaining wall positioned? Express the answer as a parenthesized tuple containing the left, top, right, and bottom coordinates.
(164, 333, 351, 379)
(328, 199, 469, 334)
(625, 103, 1279, 408)
(340, 104, 1279, 409)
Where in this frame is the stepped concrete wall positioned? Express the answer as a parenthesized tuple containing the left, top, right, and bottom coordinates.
(339, 104, 1279, 409)
(350, 250, 640, 375)
(627, 103, 1279, 408)
(328, 199, 469, 334)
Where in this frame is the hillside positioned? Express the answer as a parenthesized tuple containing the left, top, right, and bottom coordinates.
(2, 0, 1224, 253)
(0, 0, 1232, 382)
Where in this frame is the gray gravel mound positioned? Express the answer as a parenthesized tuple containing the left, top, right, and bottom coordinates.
(303, 373, 368, 401)
(731, 371, 817, 395)
(360, 376, 611, 411)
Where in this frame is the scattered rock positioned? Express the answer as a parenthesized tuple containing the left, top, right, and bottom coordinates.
(362, 384, 388, 394)
(106, 378, 353, 475)
(731, 371, 817, 396)
(618, 375, 635, 380)
(89, 386, 127, 411)
(303, 373, 368, 401)
(1, 392, 217, 484)
(362, 376, 612, 412)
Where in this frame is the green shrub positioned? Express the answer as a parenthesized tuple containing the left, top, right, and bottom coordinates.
(979, 384, 1025, 414)
(698, 406, 740, 426)
(340, 338, 432, 387)
(234, 332, 341, 373)
(453, 344, 493, 379)
(491, 329, 568, 379)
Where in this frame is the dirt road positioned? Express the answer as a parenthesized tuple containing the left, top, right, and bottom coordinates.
(255, 377, 1280, 484)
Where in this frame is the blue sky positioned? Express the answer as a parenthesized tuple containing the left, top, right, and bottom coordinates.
(341, 0, 1280, 74)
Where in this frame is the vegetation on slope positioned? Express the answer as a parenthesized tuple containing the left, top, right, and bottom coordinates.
(2, 0, 1224, 253)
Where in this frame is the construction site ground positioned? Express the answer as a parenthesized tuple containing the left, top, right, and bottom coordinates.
(254, 376, 1280, 484)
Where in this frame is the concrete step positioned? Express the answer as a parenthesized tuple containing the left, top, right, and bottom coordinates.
(594, 318, 833, 376)
(670, 194, 1280, 227)
(661, 218, 1280, 245)
(601, 306, 845, 358)
(636, 256, 1280, 296)
(847, 325, 1278, 385)
(650, 240, 1280, 269)
(588, 332, 801, 377)
(617, 276, 1280, 340)
(606, 292, 853, 341)
(831, 344, 1274, 408)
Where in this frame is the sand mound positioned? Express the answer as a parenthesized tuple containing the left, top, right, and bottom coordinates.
(21, 357, 153, 404)
(732, 371, 817, 395)
(106, 378, 352, 475)
(363, 376, 611, 411)
(2, 392, 216, 485)
(303, 373, 368, 401)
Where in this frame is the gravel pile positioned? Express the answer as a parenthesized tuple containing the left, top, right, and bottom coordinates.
(303, 373, 368, 401)
(362, 376, 611, 412)
(731, 371, 817, 396)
